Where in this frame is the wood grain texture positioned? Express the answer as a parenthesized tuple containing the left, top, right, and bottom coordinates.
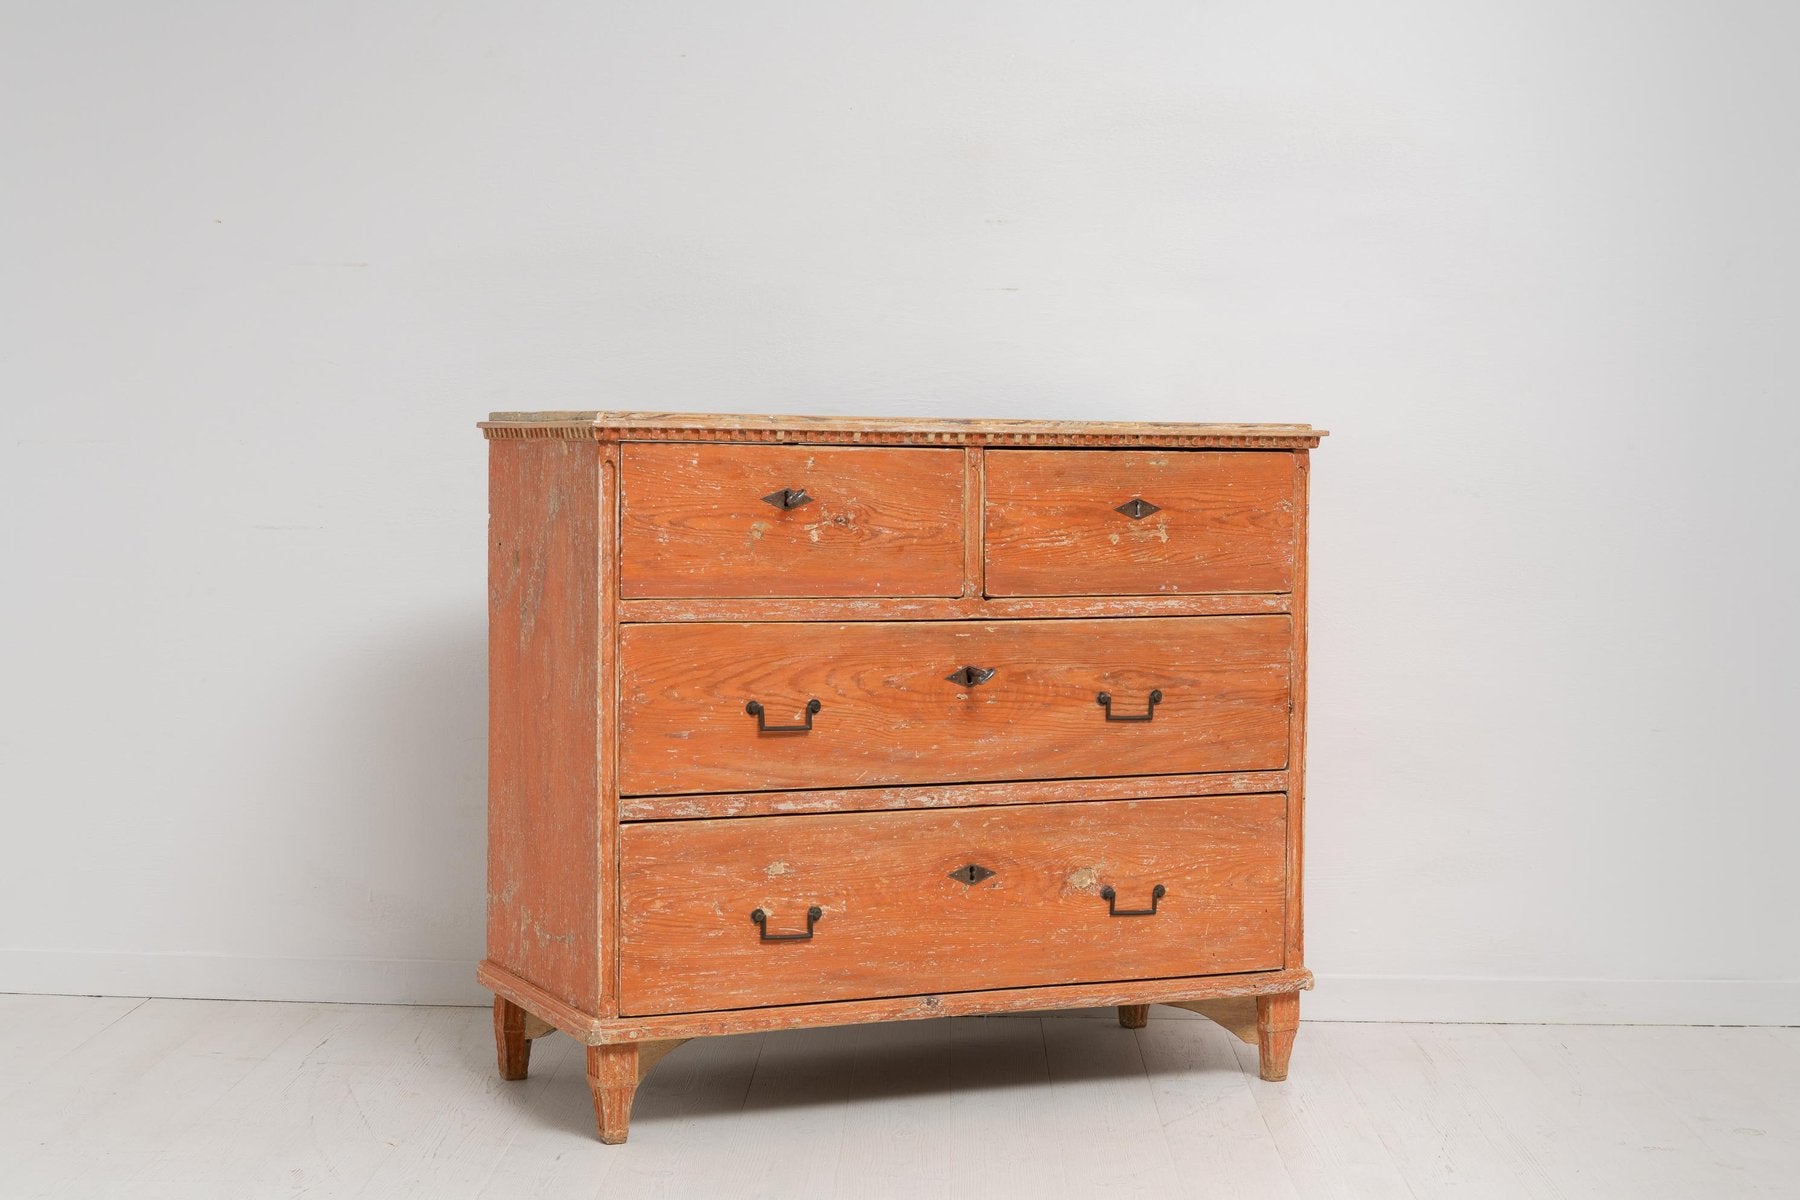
(620, 769, 1290, 822)
(599, 442, 621, 1018)
(617, 794, 1287, 1015)
(482, 411, 1327, 449)
(478, 959, 605, 1039)
(494, 996, 530, 1080)
(586, 1043, 637, 1144)
(487, 437, 603, 1015)
(634, 1038, 689, 1082)
(480, 956, 1313, 1045)
(1257, 991, 1301, 1081)
(1286, 450, 1309, 968)
(481, 414, 1320, 1138)
(618, 615, 1291, 795)
(984, 449, 1299, 596)
(1171, 996, 1260, 1043)
(619, 443, 965, 598)
(618, 591, 1291, 623)
(962, 446, 984, 598)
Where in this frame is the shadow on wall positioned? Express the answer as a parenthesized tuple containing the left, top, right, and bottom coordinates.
(251, 606, 490, 1002)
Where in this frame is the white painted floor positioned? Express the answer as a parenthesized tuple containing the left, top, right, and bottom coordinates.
(1, 994, 1794, 1199)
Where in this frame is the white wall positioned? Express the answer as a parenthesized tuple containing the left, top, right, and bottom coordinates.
(3, 1, 1795, 1023)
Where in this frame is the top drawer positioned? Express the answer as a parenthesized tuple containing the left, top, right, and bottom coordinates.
(984, 450, 1298, 596)
(620, 444, 966, 599)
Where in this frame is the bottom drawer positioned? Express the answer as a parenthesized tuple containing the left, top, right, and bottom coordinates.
(618, 794, 1287, 1016)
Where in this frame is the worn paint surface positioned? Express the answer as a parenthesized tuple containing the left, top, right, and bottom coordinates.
(617, 793, 1288, 1015)
(481, 419, 1317, 1143)
(984, 449, 1299, 596)
(486, 438, 604, 1013)
(618, 442, 965, 598)
(617, 615, 1291, 795)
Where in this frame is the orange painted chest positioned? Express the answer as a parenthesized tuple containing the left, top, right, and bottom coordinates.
(478, 412, 1325, 1142)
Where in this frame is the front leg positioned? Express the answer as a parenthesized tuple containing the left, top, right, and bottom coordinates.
(587, 1044, 640, 1144)
(1255, 991, 1300, 1081)
(586, 1039, 690, 1143)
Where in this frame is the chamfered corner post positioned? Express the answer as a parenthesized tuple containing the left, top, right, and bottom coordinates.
(1118, 1004, 1150, 1029)
(494, 996, 531, 1081)
(1256, 991, 1300, 1081)
(587, 1043, 641, 1145)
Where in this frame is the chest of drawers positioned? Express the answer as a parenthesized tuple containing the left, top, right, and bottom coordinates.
(477, 412, 1325, 1143)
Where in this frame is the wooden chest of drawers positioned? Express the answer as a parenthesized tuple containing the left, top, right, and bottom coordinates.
(477, 412, 1325, 1143)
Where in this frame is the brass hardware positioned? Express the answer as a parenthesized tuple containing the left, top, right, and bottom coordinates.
(761, 487, 813, 511)
(1100, 884, 1166, 916)
(751, 905, 822, 941)
(1115, 498, 1160, 519)
(945, 665, 996, 687)
(1097, 689, 1162, 722)
(948, 863, 996, 885)
(745, 698, 822, 733)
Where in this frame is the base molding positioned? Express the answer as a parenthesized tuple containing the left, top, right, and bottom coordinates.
(478, 959, 1314, 1044)
(6, 953, 1796, 1027)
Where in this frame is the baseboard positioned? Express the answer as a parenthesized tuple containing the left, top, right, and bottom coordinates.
(0, 950, 491, 1007)
(1300, 974, 1800, 1026)
(3, 952, 1794, 1026)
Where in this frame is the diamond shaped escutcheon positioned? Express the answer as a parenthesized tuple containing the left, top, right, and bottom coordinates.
(1115, 497, 1160, 519)
(948, 864, 996, 885)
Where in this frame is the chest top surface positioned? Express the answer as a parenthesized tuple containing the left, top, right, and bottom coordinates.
(480, 410, 1326, 448)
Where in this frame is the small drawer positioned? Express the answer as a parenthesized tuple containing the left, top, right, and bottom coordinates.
(983, 450, 1298, 596)
(618, 793, 1288, 1015)
(620, 444, 966, 599)
(617, 614, 1290, 795)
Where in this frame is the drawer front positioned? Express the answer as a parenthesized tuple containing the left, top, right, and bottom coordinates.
(617, 615, 1290, 795)
(619, 444, 966, 599)
(984, 450, 1297, 596)
(619, 794, 1287, 1015)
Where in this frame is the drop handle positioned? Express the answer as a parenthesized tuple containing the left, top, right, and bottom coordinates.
(751, 905, 822, 941)
(1097, 689, 1162, 722)
(761, 487, 813, 510)
(746, 698, 822, 733)
(1100, 884, 1166, 917)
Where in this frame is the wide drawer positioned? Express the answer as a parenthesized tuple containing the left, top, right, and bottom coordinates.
(619, 443, 966, 598)
(983, 449, 1298, 596)
(617, 615, 1290, 795)
(619, 793, 1288, 1015)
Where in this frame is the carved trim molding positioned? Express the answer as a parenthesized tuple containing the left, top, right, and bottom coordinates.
(480, 420, 1325, 449)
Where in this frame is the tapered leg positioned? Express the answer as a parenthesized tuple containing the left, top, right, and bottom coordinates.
(494, 997, 531, 1081)
(1256, 991, 1300, 1081)
(1117, 1004, 1149, 1028)
(587, 1044, 640, 1144)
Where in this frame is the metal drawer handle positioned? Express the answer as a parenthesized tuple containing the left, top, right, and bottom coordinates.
(1097, 689, 1162, 722)
(945, 665, 996, 687)
(745, 698, 821, 733)
(761, 487, 813, 511)
(1100, 884, 1166, 917)
(751, 905, 822, 941)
